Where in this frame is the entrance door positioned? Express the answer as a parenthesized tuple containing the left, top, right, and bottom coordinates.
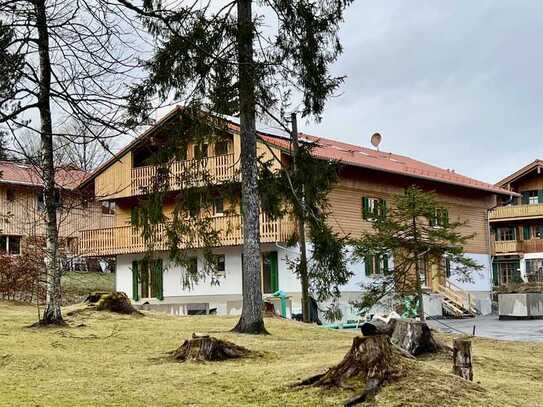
(262, 251, 278, 294)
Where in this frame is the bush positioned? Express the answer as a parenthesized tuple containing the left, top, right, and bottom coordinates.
(0, 255, 44, 303)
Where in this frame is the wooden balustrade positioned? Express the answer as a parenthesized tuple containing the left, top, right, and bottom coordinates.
(489, 203, 543, 221)
(131, 154, 237, 195)
(492, 240, 522, 254)
(78, 213, 295, 256)
(437, 279, 477, 315)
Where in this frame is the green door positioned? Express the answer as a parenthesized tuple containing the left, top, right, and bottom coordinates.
(262, 251, 279, 294)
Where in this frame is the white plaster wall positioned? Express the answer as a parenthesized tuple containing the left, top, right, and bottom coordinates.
(448, 253, 492, 292)
(116, 243, 301, 300)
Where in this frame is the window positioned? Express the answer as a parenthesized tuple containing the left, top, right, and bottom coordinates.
(362, 197, 386, 220)
(493, 261, 521, 286)
(101, 201, 115, 215)
(175, 146, 187, 161)
(212, 196, 224, 216)
(364, 255, 389, 276)
(187, 257, 198, 276)
(521, 190, 542, 205)
(430, 208, 449, 227)
(186, 303, 209, 315)
(0, 235, 21, 255)
(496, 226, 515, 241)
(215, 141, 230, 156)
(532, 225, 543, 239)
(9, 236, 20, 255)
(6, 189, 15, 202)
(526, 259, 543, 283)
(131, 259, 163, 301)
(194, 143, 208, 160)
(216, 254, 226, 276)
(442, 256, 451, 278)
(37, 193, 45, 212)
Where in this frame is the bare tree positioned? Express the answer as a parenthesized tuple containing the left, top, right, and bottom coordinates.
(0, 0, 141, 324)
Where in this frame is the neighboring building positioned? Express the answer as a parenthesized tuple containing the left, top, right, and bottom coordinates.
(78, 107, 512, 318)
(490, 160, 543, 286)
(0, 161, 113, 264)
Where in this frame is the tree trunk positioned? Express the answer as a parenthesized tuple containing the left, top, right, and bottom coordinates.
(232, 0, 266, 334)
(452, 338, 473, 381)
(35, 0, 64, 326)
(412, 214, 425, 321)
(290, 113, 310, 322)
(297, 335, 406, 405)
(360, 317, 397, 337)
(390, 319, 442, 356)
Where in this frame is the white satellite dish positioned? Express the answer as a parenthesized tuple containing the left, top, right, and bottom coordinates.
(371, 132, 382, 150)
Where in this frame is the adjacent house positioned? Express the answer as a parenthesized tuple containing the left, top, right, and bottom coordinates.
(490, 160, 543, 286)
(0, 160, 112, 264)
(77, 107, 513, 317)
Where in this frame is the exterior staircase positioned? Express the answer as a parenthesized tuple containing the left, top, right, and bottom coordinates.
(436, 280, 477, 318)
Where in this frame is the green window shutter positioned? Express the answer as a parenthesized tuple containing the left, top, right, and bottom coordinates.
(132, 261, 139, 301)
(443, 209, 449, 226)
(523, 225, 531, 240)
(539, 190, 543, 204)
(364, 256, 373, 276)
(445, 258, 451, 278)
(521, 192, 529, 204)
(155, 259, 164, 300)
(380, 199, 387, 218)
(382, 254, 389, 275)
(362, 197, 369, 219)
(492, 262, 499, 286)
(429, 210, 436, 227)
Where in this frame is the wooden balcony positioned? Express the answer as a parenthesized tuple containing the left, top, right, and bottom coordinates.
(489, 204, 543, 222)
(78, 213, 295, 257)
(131, 154, 238, 196)
(492, 240, 523, 255)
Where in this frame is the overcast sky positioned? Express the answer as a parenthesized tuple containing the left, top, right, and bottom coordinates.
(300, 0, 542, 184)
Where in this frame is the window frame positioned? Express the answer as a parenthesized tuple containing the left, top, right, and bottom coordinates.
(362, 196, 386, 221)
(214, 141, 230, 156)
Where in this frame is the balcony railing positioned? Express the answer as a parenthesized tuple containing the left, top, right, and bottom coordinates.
(78, 213, 295, 257)
(131, 153, 238, 195)
(489, 203, 543, 221)
(492, 240, 523, 255)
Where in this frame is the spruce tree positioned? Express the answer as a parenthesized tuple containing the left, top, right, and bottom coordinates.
(352, 186, 482, 321)
(123, 0, 353, 333)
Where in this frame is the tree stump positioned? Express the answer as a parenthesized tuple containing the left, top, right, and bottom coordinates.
(297, 335, 407, 405)
(452, 338, 473, 381)
(390, 319, 443, 356)
(170, 334, 251, 362)
(96, 292, 141, 315)
(360, 318, 397, 337)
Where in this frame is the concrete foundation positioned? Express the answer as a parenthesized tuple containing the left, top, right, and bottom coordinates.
(498, 293, 543, 319)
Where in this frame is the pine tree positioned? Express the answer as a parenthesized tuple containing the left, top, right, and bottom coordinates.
(352, 186, 482, 321)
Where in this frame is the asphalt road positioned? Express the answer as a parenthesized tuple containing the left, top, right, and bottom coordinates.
(428, 315, 543, 342)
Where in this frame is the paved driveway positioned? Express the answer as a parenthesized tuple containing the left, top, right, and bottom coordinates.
(428, 315, 543, 342)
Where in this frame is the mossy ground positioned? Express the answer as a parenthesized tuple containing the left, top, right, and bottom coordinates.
(1, 302, 542, 406)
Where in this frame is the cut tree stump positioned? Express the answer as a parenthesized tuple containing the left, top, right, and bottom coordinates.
(390, 319, 444, 356)
(95, 292, 141, 315)
(452, 338, 473, 381)
(360, 318, 397, 337)
(170, 334, 251, 362)
(297, 335, 407, 405)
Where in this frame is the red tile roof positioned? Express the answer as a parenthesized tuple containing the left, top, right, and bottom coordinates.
(0, 161, 88, 190)
(227, 121, 514, 196)
(79, 106, 514, 196)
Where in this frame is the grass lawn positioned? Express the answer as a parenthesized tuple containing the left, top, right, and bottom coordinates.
(1, 302, 542, 407)
(61, 272, 115, 304)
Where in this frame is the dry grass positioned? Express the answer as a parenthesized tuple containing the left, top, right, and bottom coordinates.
(61, 272, 115, 304)
(1, 302, 542, 406)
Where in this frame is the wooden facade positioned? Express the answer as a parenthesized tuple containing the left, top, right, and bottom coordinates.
(0, 182, 113, 255)
(490, 160, 543, 285)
